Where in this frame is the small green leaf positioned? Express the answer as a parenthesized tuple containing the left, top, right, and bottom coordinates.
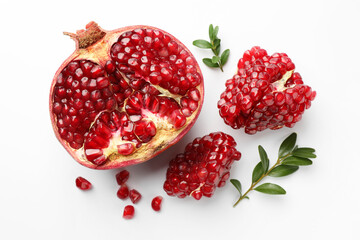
(213, 26, 219, 39)
(193, 40, 212, 49)
(252, 162, 264, 183)
(282, 156, 313, 166)
(230, 179, 242, 196)
(244, 196, 249, 199)
(254, 183, 286, 195)
(292, 148, 317, 158)
(209, 24, 214, 41)
(202, 58, 219, 68)
(269, 165, 299, 177)
(220, 49, 230, 65)
(279, 132, 297, 158)
(211, 56, 220, 63)
(258, 145, 269, 172)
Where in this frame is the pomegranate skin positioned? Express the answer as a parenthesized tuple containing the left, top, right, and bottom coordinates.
(49, 22, 204, 169)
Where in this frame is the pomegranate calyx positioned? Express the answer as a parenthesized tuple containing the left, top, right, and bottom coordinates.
(64, 21, 106, 49)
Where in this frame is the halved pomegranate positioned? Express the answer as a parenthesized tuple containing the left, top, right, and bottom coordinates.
(50, 22, 204, 169)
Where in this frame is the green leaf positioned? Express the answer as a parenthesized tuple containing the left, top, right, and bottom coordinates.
(220, 49, 230, 65)
(258, 145, 269, 172)
(254, 183, 286, 195)
(292, 148, 317, 158)
(269, 165, 299, 177)
(209, 24, 214, 41)
(211, 56, 220, 63)
(230, 179, 242, 196)
(282, 156, 313, 166)
(203, 58, 219, 68)
(279, 132, 297, 158)
(193, 40, 212, 49)
(252, 162, 264, 183)
(213, 39, 221, 55)
(213, 26, 219, 39)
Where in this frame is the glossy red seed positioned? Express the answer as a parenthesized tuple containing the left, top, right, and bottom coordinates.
(123, 205, 135, 219)
(117, 184, 129, 199)
(116, 170, 130, 185)
(151, 196, 163, 211)
(129, 189, 142, 204)
(75, 177, 92, 190)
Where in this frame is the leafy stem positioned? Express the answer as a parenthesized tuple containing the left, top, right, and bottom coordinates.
(231, 133, 317, 207)
(193, 24, 230, 72)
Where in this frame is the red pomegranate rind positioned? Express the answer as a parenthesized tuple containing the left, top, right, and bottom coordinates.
(129, 189, 142, 204)
(151, 196, 163, 211)
(218, 46, 316, 134)
(163, 132, 241, 200)
(49, 22, 204, 169)
(123, 205, 135, 219)
(75, 176, 92, 190)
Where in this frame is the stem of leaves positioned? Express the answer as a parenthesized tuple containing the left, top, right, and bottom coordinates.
(193, 24, 230, 71)
(230, 133, 316, 207)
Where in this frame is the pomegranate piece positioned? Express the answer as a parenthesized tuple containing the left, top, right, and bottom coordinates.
(123, 205, 135, 219)
(129, 189, 142, 204)
(218, 46, 316, 134)
(163, 132, 241, 200)
(151, 196, 163, 211)
(117, 184, 129, 199)
(115, 170, 130, 185)
(50, 22, 204, 169)
(75, 177, 92, 190)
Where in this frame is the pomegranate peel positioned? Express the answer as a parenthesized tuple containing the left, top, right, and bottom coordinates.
(50, 22, 204, 169)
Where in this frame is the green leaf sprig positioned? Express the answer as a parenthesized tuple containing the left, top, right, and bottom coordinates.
(193, 24, 230, 72)
(231, 133, 316, 207)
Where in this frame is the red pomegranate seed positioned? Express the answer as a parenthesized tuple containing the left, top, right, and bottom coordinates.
(123, 205, 135, 219)
(75, 177, 92, 190)
(151, 196, 163, 211)
(117, 184, 129, 199)
(129, 189, 142, 204)
(116, 170, 130, 185)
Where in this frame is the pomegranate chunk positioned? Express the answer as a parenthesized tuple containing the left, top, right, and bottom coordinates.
(75, 177, 92, 190)
(163, 132, 241, 200)
(218, 46, 316, 134)
(50, 22, 204, 169)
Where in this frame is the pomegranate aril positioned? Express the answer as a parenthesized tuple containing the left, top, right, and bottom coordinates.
(151, 196, 163, 211)
(129, 189, 142, 204)
(75, 177, 92, 190)
(123, 205, 135, 219)
(117, 184, 129, 199)
(118, 143, 135, 155)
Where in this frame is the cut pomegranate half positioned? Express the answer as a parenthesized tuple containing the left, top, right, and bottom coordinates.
(50, 22, 204, 169)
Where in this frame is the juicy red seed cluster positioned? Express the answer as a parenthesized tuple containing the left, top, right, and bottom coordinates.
(110, 28, 202, 95)
(123, 205, 135, 219)
(53, 60, 115, 149)
(218, 46, 316, 134)
(151, 196, 163, 211)
(163, 132, 241, 200)
(75, 176, 92, 190)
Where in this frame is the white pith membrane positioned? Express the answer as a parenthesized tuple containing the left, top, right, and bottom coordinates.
(271, 70, 295, 92)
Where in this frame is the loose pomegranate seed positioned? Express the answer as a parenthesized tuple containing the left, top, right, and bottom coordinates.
(151, 196, 163, 211)
(218, 46, 316, 134)
(129, 189, 142, 204)
(123, 205, 135, 219)
(117, 184, 129, 199)
(163, 132, 241, 200)
(116, 170, 130, 185)
(75, 177, 92, 190)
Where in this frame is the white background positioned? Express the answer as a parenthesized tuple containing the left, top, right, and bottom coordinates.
(0, 0, 359, 239)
